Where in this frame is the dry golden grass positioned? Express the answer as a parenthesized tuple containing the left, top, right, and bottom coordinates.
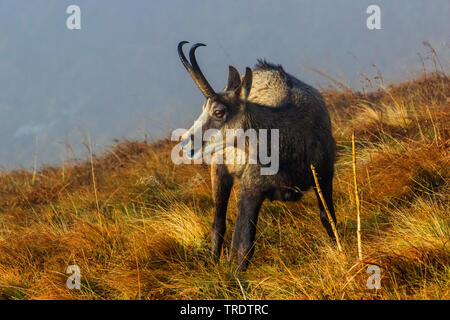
(0, 73, 448, 300)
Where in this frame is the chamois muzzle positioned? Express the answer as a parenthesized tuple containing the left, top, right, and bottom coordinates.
(178, 41, 216, 99)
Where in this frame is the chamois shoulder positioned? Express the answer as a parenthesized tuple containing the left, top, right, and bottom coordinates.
(249, 59, 290, 107)
(249, 59, 324, 109)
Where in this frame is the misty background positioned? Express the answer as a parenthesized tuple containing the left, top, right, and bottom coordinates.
(0, 0, 448, 169)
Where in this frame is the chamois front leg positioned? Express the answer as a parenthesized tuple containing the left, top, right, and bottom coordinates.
(211, 164, 233, 261)
(230, 189, 264, 272)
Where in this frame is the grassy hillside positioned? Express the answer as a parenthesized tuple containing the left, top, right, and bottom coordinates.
(0, 73, 448, 300)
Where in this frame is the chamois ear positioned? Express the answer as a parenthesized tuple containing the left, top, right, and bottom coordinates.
(236, 67, 252, 102)
(225, 66, 241, 91)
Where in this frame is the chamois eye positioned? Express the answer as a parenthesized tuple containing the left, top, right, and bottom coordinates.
(214, 110, 225, 119)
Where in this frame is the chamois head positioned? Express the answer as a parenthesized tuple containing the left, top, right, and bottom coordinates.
(178, 41, 253, 159)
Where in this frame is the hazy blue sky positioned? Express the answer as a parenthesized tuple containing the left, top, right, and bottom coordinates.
(0, 0, 448, 168)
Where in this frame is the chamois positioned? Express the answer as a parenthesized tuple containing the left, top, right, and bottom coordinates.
(178, 41, 337, 272)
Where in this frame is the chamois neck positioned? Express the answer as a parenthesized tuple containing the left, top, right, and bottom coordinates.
(245, 102, 283, 130)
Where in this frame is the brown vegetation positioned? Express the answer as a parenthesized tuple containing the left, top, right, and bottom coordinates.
(0, 73, 448, 300)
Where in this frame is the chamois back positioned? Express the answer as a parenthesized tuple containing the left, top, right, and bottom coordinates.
(248, 60, 325, 111)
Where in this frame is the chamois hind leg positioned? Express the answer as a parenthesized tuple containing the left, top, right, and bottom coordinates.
(230, 190, 264, 272)
(314, 176, 337, 241)
(211, 164, 233, 261)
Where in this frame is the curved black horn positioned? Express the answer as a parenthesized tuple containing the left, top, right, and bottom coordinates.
(178, 41, 216, 99)
(177, 41, 192, 75)
(189, 43, 216, 98)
